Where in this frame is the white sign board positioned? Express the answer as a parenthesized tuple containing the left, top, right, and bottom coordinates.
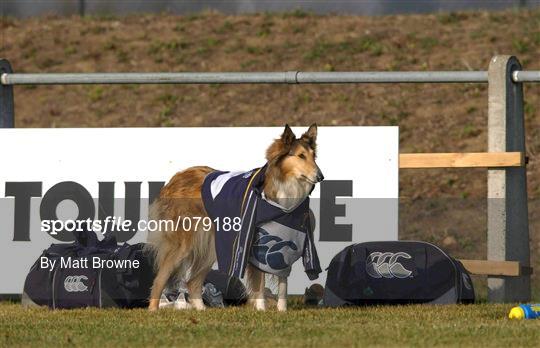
(0, 127, 398, 295)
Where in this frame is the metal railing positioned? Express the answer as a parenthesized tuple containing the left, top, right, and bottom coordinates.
(1, 70, 540, 85)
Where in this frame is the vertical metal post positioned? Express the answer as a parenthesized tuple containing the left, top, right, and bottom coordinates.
(78, 0, 86, 17)
(0, 59, 15, 128)
(487, 55, 530, 302)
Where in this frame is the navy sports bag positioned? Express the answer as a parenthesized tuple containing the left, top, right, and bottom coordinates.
(22, 230, 155, 309)
(323, 241, 475, 306)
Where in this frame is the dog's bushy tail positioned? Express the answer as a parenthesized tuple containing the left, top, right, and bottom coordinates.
(143, 199, 171, 272)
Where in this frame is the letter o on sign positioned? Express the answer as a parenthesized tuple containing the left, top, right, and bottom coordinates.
(40, 181, 95, 242)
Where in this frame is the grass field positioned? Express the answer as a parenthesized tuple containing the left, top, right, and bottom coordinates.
(0, 301, 538, 347)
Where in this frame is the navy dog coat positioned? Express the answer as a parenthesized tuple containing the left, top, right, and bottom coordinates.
(201, 165, 321, 280)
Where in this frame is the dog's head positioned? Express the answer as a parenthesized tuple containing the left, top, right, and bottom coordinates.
(265, 123, 324, 189)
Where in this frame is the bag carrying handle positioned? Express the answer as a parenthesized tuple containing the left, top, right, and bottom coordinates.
(71, 229, 98, 247)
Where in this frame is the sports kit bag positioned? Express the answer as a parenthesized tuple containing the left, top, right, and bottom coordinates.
(323, 241, 475, 307)
(22, 230, 155, 309)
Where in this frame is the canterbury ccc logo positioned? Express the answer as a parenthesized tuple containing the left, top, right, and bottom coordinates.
(64, 275, 89, 292)
(366, 252, 412, 279)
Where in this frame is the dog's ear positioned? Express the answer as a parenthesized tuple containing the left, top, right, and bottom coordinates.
(266, 124, 296, 161)
(281, 124, 296, 145)
(301, 123, 317, 150)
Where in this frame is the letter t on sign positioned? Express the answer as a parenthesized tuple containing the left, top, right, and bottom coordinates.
(319, 180, 353, 242)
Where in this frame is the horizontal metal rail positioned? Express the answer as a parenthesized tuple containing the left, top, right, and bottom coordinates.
(297, 71, 489, 83)
(2, 71, 539, 85)
(512, 70, 540, 82)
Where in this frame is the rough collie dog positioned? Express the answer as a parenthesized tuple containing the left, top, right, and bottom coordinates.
(146, 124, 323, 311)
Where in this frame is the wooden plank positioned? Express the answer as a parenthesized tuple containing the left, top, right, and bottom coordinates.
(458, 259, 533, 276)
(399, 152, 523, 169)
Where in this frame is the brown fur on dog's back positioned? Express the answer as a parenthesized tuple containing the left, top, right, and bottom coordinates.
(145, 166, 216, 310)
(159, 166, 214, 198)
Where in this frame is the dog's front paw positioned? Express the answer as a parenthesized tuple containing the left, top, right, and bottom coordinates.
(191, 299, 206, 311)
(277, 299, 287, 312)
(249, 298, 266, 311)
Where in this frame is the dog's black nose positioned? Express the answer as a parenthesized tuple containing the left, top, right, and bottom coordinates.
(316, 170, 324, 182)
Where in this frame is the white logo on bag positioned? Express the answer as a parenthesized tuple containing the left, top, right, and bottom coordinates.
(64, 275, 89, 292)
(366, 252, 412, 279)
